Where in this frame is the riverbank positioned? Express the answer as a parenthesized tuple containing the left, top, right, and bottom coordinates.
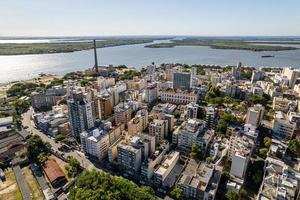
(0, 38, 159, 55)
(145, 39, 298, 51)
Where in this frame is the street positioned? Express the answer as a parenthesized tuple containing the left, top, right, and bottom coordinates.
(22, 108, 97, 171)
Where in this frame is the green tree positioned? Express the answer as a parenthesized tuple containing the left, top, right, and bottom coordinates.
(69, 170, 156, 200)
(170, 187, 183, 200)
(173, 111, 181, 119)
(55, 134, 67, 143)
(259, 148, 269, 157)
(252, 169, 264, 186)
(216, 113, 238, 135)
(65, 156, 81, 178)
(197, 67, 205, 75)
(197, 107, 206, 119)
(27, 135, 50, 162)
(249, 160, 265, 189)
(226, 190, 239, 200)
(263, 137, 272, 147)
(37, 152, 48, 164)
(288, 139, 300, 156)
(190, 144, 203, 160)
(246, 94, 269, 106)
(206, 156, 213, 163)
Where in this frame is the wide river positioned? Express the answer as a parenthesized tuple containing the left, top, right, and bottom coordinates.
(1, 39, 300, 83)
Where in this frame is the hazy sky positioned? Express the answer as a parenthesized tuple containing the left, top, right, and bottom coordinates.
(1, 0, 300, 37)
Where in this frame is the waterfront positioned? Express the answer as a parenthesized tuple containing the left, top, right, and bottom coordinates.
(1, 39, 300, 83)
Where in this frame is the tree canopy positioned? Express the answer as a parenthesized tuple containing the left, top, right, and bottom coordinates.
(27, 135, 50, 162)
(226, 190, 239, 200)
(69, 170, 156, 200)
(288, 139, 300, 156)
(7, 82, 39, 97)
(216, 113, 238, 135)
(190, 144, 203, 160)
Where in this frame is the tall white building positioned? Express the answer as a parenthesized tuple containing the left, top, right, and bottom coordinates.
(80, 128, 110, 160)
(228, 132, 254, 180)
(144, 83, 158, 104)
(153, 151, 180, 185)
(176, 119, 205, 150)
(282, 67, 300, 88)
(186, 102, 199, 119)
(245, 104, 264, 127)
(272, 111, 296, 141)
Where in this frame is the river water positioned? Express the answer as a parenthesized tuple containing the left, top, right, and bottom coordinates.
(1, 39, 300, 83)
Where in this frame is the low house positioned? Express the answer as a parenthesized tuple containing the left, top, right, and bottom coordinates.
(0, 168, 5, 181)
(42, 159, 67, 188)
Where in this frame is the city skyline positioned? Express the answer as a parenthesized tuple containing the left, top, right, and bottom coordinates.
(1, 0, 300, 37)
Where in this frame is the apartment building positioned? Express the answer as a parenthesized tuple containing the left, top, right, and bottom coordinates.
(149, 119, 168, 144)
(272, 111, 296, 141)
(246, 104, 264, 127)
(114, 103, 132, 125)
(178, 160, 221, 200)
(176, 119, 205, 151)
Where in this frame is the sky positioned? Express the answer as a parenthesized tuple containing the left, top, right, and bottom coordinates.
(0, 0, 300, 37)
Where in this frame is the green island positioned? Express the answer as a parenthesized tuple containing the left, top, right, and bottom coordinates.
(144, 38, 298, 51)
(0, 38, 157, 55)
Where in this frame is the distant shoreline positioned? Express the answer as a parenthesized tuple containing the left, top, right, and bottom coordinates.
(144, 39, 298, 51)
(0, 38, 162, 56)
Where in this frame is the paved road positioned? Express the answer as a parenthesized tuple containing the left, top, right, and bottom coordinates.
(30, 164, 55, 200)
(13, 165, 32, 200)
(22, 108, 97, 170)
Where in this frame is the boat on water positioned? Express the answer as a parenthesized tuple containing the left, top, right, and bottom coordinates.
(261, 55, 275, 58)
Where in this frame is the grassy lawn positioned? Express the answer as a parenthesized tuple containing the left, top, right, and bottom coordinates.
(0, 168, 22, 200)
(22, 167, 44, 200)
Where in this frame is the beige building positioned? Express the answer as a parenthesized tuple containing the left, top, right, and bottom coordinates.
(272, 97, 292, 112)
(114, 103, 132, 125)
(127, 109, 148, 135)
(149, 119, 168, 144)
(159, 88, 198, 105)
(96, 93, 113, 120)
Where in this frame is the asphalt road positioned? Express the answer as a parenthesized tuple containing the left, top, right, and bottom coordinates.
(13, 165, 32, 200)
(22, 108, 97, 171)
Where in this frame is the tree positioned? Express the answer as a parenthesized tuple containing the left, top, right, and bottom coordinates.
(259, 148, 268, 158)
(65, 156, 81, 178)
(216, 113, 238, 135)
(246, 94, 269, 106)
(206, 156, 213, 163)
(190, 144, 203, 160)
(170, 187, 183, 200)
(226, 190, 239, 200)
(205, 86, 221, 104)
(55, 134, 67, 143)
(173, 111, 181, 119)
(197, 107, 206, 119)
(69, 170, 156, 200)
(197, 67, 205, 75)
(37, 152, 48, 164)
(288, 139, 300, 156)
(27, 135, 49, 162)
(263, 137, 272, 147)
(249, 160, 265, 189)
